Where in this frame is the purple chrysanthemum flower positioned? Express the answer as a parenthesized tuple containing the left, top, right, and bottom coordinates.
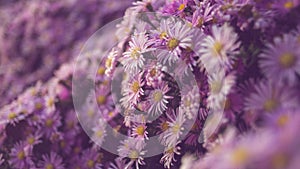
(259, 33, 300, 85)
(38, 152, 65, 169)
(162, 109, 186, 147)
(159, 19, 192, 61)
(121, 72, 145, 107)
(40, 111, 62, 139)
(160, 141, 181, 169)
(9, 141, 33, 169)
(91, 119, 107, 146)
(80, 148, 102, 169)
(244, 81, 298, 114)
(120, 31, 154, 74)
(192, 3, 216, 29)
(131, 123, 149, 140)
(118, 138, 146, 169)
(147, 83, 173, 116)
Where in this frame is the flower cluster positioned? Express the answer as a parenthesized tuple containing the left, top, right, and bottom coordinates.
(0, 0, 300, 169)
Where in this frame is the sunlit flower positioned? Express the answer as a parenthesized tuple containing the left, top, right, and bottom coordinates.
(118, 138, 146, 169)
(132, 123, 149, 140)
(120, 31, 154, 74)
(121, 72, 145, 107)
(160, 141, 181, 169)
(163, 109, 186, 146)
(147, 83, 173, 116)
(198, 23, 240, 73)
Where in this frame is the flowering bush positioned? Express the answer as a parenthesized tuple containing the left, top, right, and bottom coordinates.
(0, 0, 300, 169)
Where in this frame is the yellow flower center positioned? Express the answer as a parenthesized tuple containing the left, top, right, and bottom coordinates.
(210, 81, 222, 94)
(35, 103, 43, 110)
(46, 164, 54, 169)
(166, 147, 174, 154)
(231, 147, 249, 166)
(279, 53, 295, 68)
(159, 32, 168, 39)
(178, 4, 185, 11)
(87, 109, 95, 117)
(96, 130, 103, 137)
(97, 95, 106, 105)
(105, 58, 113, 68)
(108, 111, 114, 117)
(153, 91, 163, 102)
(130, 47, 141, 60)
(172, 123, 181, 133)
(161, 122, 169, 131)
(47, 98, 54, 107)
(136, 126, 145, 136)
(167, 38, 179, 50)
(131, 81, 140, 93)
(87, 160, 94, 168)
(45, 119, 53, 127)
(197, 18, 204, 27)
(277, 114, 289, 127)
(97, 67, 106, 75)
(27, 137, 35, 145)
(183, 98, 191, 107)
(213, 41, 223, 55)
(17, 151, 25, 160)
(150, 68, 157, 77)
(129, 150, 139, 160)
(284, 1, 294, 9)
(263, 98, 278, 112)
(8, 112, 16, 120)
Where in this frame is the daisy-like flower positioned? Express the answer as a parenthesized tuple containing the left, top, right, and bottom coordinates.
(131, 123, 149, 140)
(26, 132, 42, 149)
(180, 86, 200, 119)
(259, 33, 300, 85)
(38, 152, 65, 169)
(163, 0, 188, 16)
(163, 109, 186, 146)
(105, 48, 118, 77)
(120, 31, 154, 74)
(91, 119, 107, 146)
(192, 3, 216, 29)
(80, 148, 102, 169)
(244, 81, 298, 114)
(147, 83, 173, 116)
(44, 93, 56, 113)
(9, 142, 33, 169)
(156, 19, 192, 65)
(118, 138, 146, 169)
(40, 111, 62, 139)
(96, 85, 113, 111)
(198, 23, 240, 73)
(207, 71, 236, 110)
(160, 141, 181, 169)
(121, 72, 145, 107)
